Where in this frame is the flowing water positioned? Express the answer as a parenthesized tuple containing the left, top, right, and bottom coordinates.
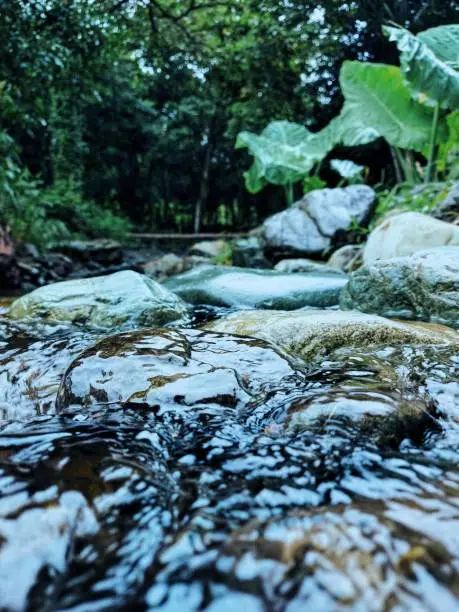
(1, 306, 459, 611)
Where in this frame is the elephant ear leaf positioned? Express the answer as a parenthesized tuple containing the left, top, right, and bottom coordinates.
(236, 120, 332, 191)
(418, 25, 459, 71)
(383, 25, 459, 110)
(337, 61, 435, 153)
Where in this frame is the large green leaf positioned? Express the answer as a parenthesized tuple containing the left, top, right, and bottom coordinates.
(418, 25, 459, 71)
(384, 26, 459, 109)
(338, 61, 436, 153)
(236, 120, 332, 191)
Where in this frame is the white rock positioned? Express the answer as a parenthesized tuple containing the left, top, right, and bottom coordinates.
(364, 212, 459, 264)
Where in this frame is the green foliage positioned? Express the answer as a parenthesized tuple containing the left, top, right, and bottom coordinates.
(373, 182, 451, 223)
(211, 242, 234, 266)
(40, 181, 133, 241)
(236, 121, 329, 193)
(303, 176, 327, 195)
(384, 25, 459, 110)
(438, 112, 459, 178)
(337, 62, 438, 153)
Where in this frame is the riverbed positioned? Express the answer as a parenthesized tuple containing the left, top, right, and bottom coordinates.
(1, 300, 459, 610)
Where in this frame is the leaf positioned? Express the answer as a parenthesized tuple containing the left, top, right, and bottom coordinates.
(338, 61, 437, 153)
(330, 159, 365, 178)
(236, 120, 333, 190)
(384, 26, 459, 110)
(322, 111, 380, 148)
(243, 160, 266, 194)
(438, 111, 459, 172)
(418, 25, 459, 71)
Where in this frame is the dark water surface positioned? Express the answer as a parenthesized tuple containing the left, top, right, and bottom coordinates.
(1, 308, 459, 611)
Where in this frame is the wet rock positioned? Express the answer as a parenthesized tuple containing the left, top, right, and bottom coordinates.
(0, 418, 175, 610)
(188, 239, 229, 259)
(159, 503, 459, 611)
(163, 265, 348, 309)
(274, 258, 346, 276)
(8, 270, 189, 329)
(2, 319, 459, 608)
(262, 185, 376, 258)
(363, 212, 459, 265)
(56, 327, 306, 418)
(206, 309, 458, 360)
(0, 321, 100, 421)
(231, 236, 268, 269)
(341, 247, 459, 327)
(56, 238, 123, 265)
(328, 244, 363, 273)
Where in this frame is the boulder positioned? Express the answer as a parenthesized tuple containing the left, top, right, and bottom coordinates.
(274, 258, 346, 276)
(163, 264, 348, 309)
(363, 212, 459, 265)
(328, 245, 363, 273)
(188, 239, 228, 259)
(231, 236, 268, 268)
(206, 309, 458, 360)
(57, 239, 122, 265)
(8, 270, 188, 329)
(341, 247, 459, 328)
(262, 185, 376, 257)
(56, 327, 304, 414)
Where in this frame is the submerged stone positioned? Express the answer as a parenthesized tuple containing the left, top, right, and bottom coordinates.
(206, 309, 458, 361)
(163, 265, 347, 309)
(57, 327, 306, 418)
(8, 270, 189, 329)
(341, 247, 459, 327)
(0, 320, 100, 421)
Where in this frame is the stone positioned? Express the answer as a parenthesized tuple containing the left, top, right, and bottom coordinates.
(231, 236, 268, 268)
(57, 239, 122, 265)
(274, 258, 346, 276)
(262, 185, 376, 257)
(328, 245, 363, 273)
(56, 327, 304, 414)
(188, 239, 228, 259)
(0, 320, 100, 421)
(163, 264, 348, 309)
(8, 270, 188, 329)
(363, 212, 459, 265)
(341, 247, 459, 328)
(432, 181, 459, 222)
(143, 254, 211, 281)
(206, 309, 458, 361)
(143, 253, 184, 279)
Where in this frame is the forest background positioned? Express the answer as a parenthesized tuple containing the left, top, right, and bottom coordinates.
(1, 0, 459, 246)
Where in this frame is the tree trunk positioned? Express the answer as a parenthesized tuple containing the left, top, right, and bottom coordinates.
(194, 123, 213, 234)
(0, 223, 20, 289)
